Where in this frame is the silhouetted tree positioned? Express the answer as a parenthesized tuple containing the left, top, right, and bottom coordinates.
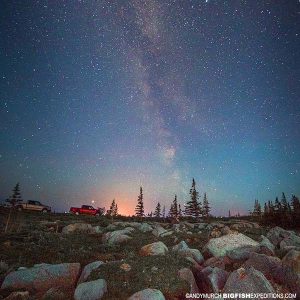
(185, 178, 201, 218)
(135, 186, 144, 217)
(154, 202, 161, 218)
(202, 192, 210, 218)
(178, 204, 182, 218)
(252, 199, 262, 217)
(169, 195, 178, 218)
(5, 183, 23, 233)
(106, 199, 118, 221)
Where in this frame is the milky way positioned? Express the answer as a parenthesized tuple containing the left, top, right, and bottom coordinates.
(0, 1, 299, 215)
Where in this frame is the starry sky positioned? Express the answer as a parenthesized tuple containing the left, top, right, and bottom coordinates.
(1, 0, 300, 216)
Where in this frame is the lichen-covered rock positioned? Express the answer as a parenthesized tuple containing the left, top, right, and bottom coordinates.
(102, 229, 132, 244)
(204, 233, 258, 257)
(282, 249, 300, 276)
(227, 245, 259, 261)
(1, 263, 80, 297)
(128, 288, 165, 300)
(223, 267, 275, 295)
(178, 268, 199, 293)
(138, 223, 153, 233)
(62, 223, 94, 234)
(259, 235, 275, 256)
(243, 252, 282, 283)
(152, 225, 172, 237)
(266, 226, 295, 247)
(78, 261, 104, 283)
(172, 241, 203, 264)
(74, 279, 107, 300)
(140, 242, 168, 256)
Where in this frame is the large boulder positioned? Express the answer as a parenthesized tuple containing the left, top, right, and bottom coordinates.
(243, 252, 283, 282)
(152, 225, 173, 237)
(267, 226, 295, 247)
(178, 268, 199, 293)
(207, 267, 229, 292)
(78, 261, 104, 283)
(204, 233, 259, 257)
(62, 223, 94, 234)
(1, 263, 80, 297)
(282, 249, 300, 276)
(140, 242, 168, 256)
(172, 241, 204, 264)
(227, 245, 259, 261)
(74, 279, 107, 300)
(223, 267, 275, 296)
(259, 235, 275, 256)
(128, 288, 165, 300)
(138, 223, 153, 233)
(102, 229, 132, 245)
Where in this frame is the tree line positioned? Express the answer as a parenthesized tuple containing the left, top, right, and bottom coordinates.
(133, 178, 211, 220)
(251, 192, 300, 228)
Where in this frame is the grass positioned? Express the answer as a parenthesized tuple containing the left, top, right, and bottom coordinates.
(0, 208, 274, 299)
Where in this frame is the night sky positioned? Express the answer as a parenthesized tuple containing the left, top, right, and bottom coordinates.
(1, 1, 299, 216)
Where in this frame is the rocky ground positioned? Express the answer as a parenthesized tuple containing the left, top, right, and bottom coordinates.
(0, 209, 299, 300)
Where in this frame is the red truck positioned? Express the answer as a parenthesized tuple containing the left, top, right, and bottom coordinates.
(70, 205, 104, 216)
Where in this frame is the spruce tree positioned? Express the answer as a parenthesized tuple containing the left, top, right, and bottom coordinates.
(169, 195, 178, 218)
(281, 192, 288, 212)
(154, 202, 161, 218)
(162, 205, 166, 219)
(6, 183, 22, 207)
(178, 204, 182, 218)
(185, 178, 201, 218)
(135, 186, 144, 217)
(202, 192, 210, 218)
(5, 183, 23, 233)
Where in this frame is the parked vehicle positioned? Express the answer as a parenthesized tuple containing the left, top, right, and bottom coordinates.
(16, 200, 51, 213)
(70, 205, 103, 216)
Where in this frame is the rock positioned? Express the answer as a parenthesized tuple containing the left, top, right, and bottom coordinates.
(4, 291, 30, 300)
(230, 222, 256, 231)
(93, 226, 104, 234)
(74, 279, 107, 300)
(1, 263, 80, 297)
(204, 233, 259, 257)
(282, 249, 300, 276)
(172, 241, 204, 264)
(195, 266, 228, 293)
(106, 224, 117, 231)
(138, 223, 153, 233)
(78, 261, 104, 283)
(227, 245, 259, 261)
(203, 257, 232, 270)
(209, 229, 221, 238)
(207, 267, 229, 292)
(140, 242, 168, 256)
(259, 235, 275, 256)
(243, 252, 282, 283)
(279, 234, 300, 252)
(62, 223, 94, 234)
(102, 229, 132, 245)
(210, 222, 224, 229)
(266, 226, 294, 247)
(195, 223, 207, 230)
(128, 288, 165, 300)
(178, 268, 199, 293)
(220, 226, 232, 235)
(223, 267, 275, 295)
(152, 225, 173, 237)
